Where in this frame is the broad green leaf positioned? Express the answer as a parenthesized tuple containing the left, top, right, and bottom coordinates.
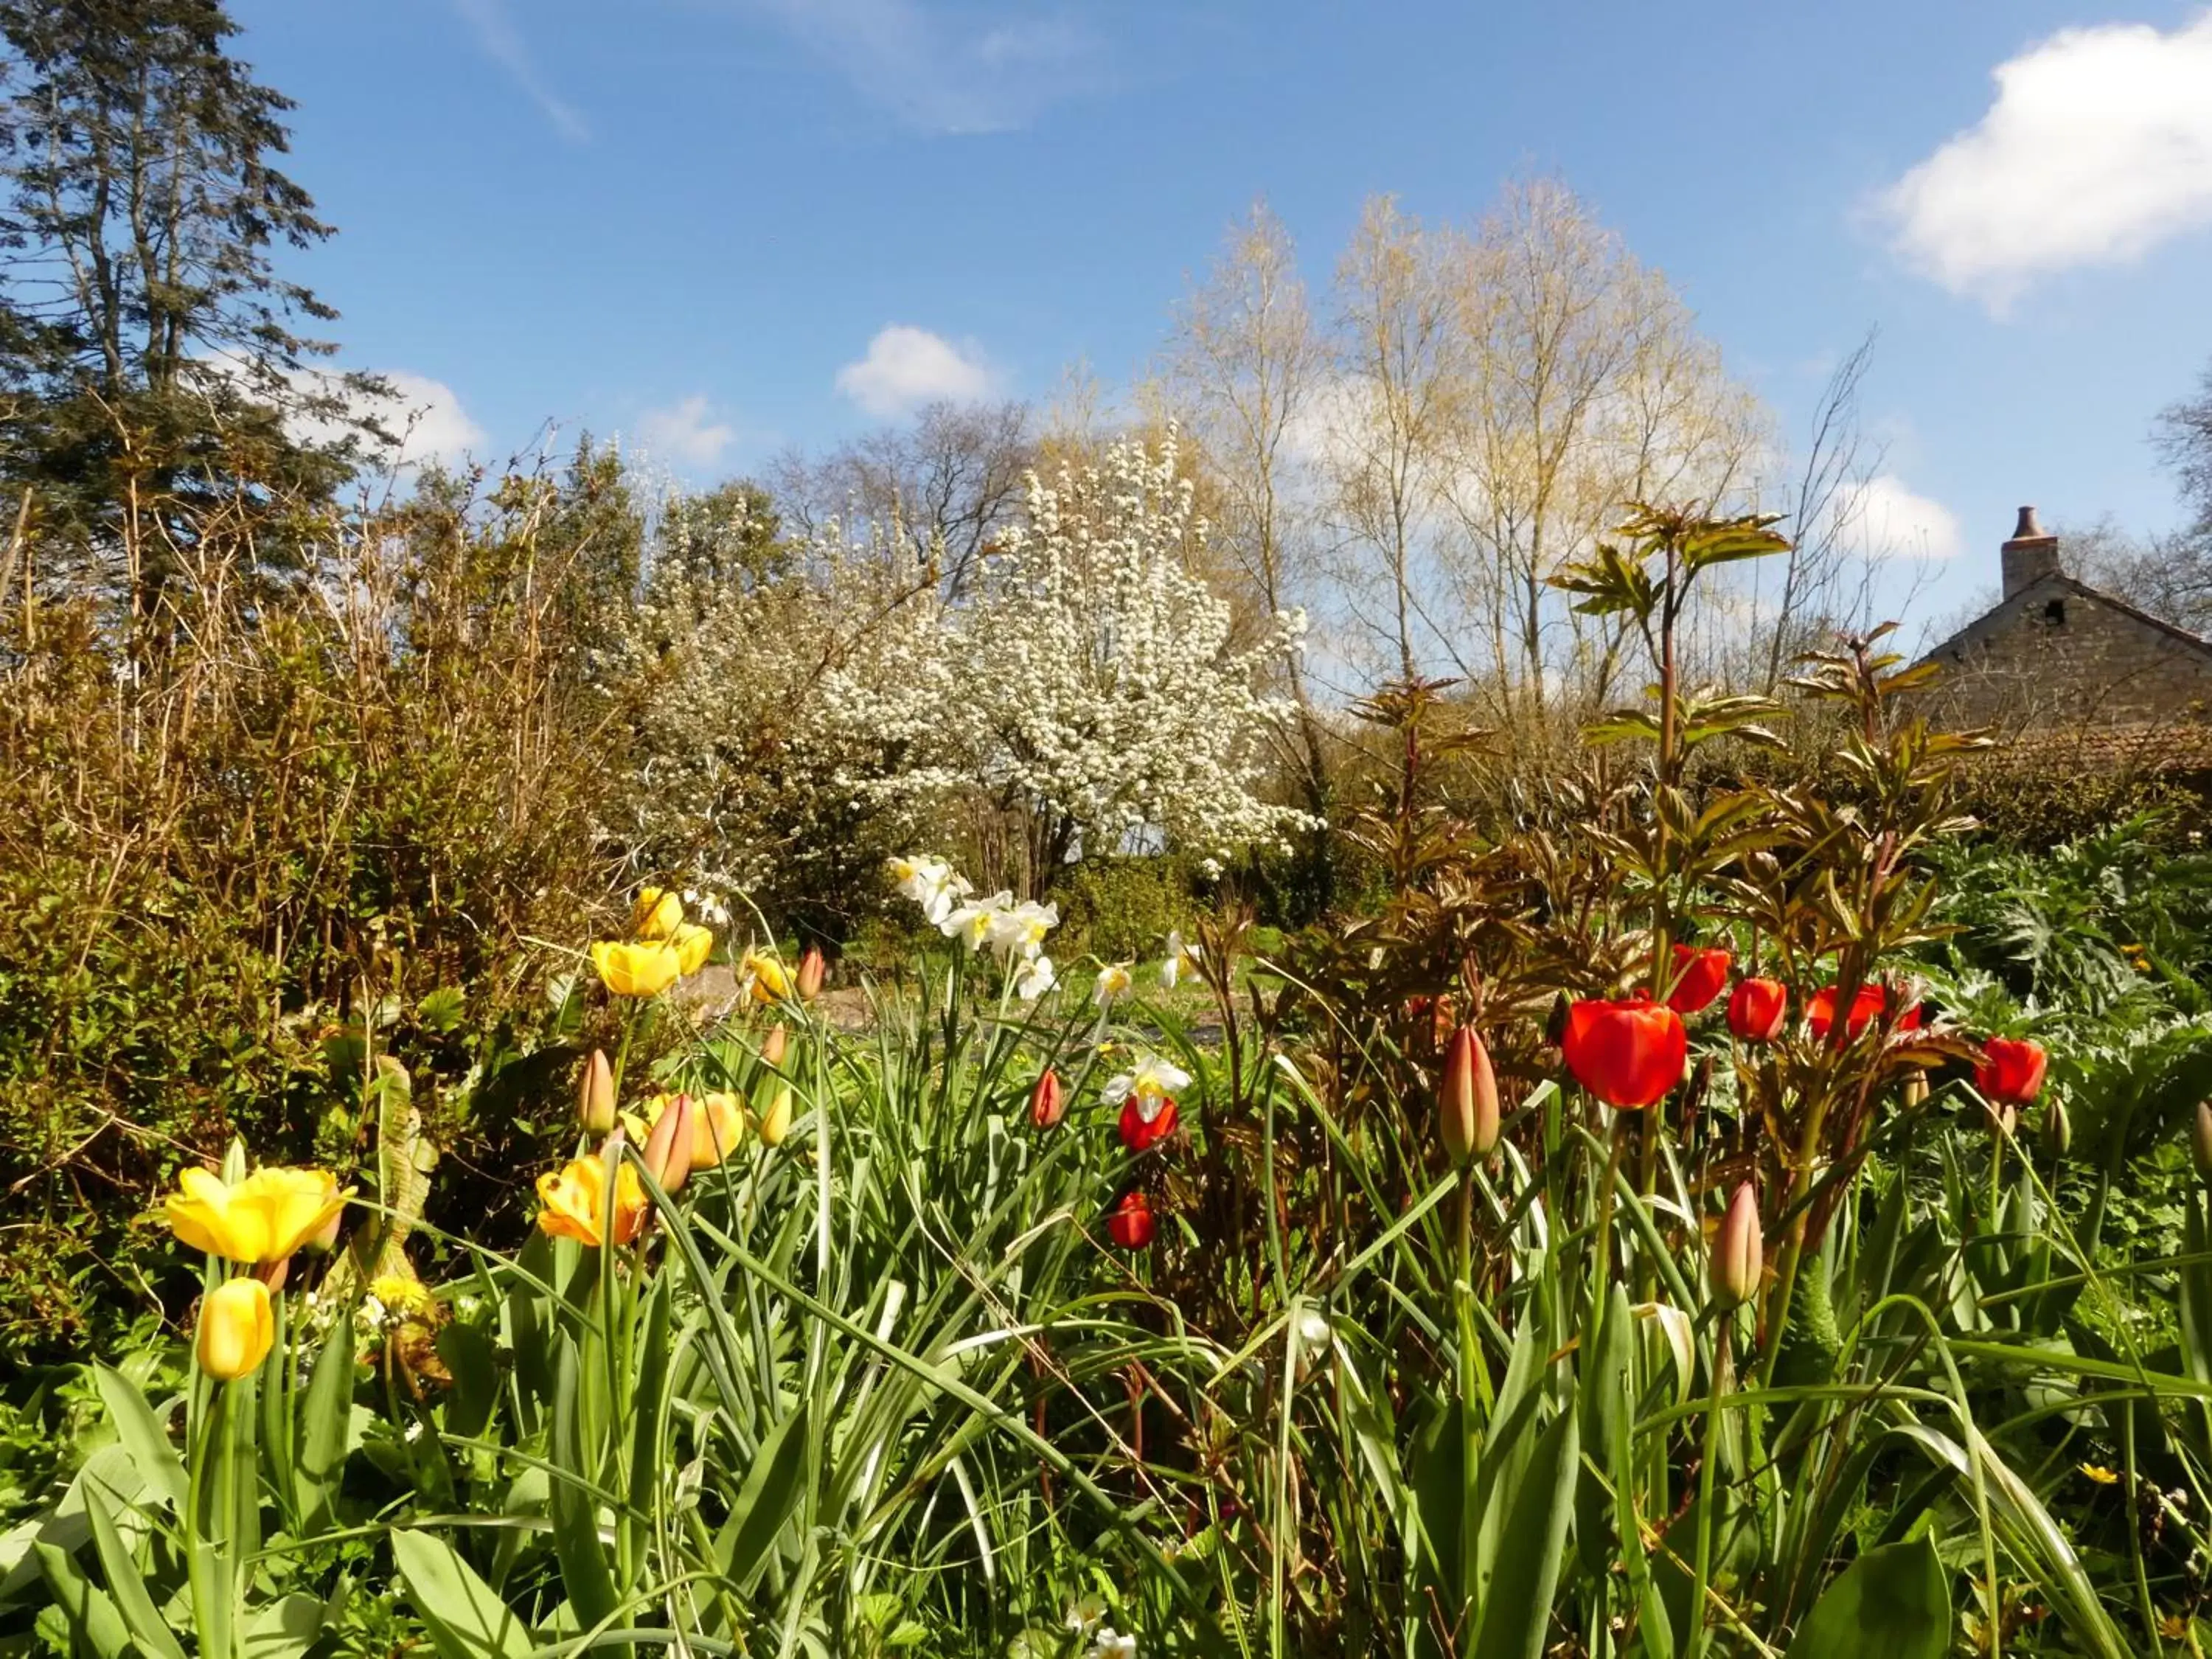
(93, 1366, 187, 1513)
(391, 1529, 532, 1659)
(1470, 1389, 1580, 1659)
(720, 1398, 812, 1591)
(546, 1340, 620, 1644)
(36, 1542, 133, 1659)
(83, 1488, 186, 1659)
(294, 1308, 358, 1535)
(1786, 1537, 1949, 1659)
(242, 1594, 324, 1659)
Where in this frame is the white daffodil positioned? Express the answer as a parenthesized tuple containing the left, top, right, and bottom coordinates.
(1014, 953, 1057, 1001)
(1102, 1053, 1189, 1121)
(1157, 928, 1202, 990)
(941, 891, 1012, 952)
(682, 888, 731, 928)
(888, 854, 973, 925)
(1093, 961, 1133, 1008)
(986, 898, 1060, 961)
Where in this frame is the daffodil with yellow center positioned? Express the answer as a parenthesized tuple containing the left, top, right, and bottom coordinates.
(672, 922, 714, 975)
(536, 1153, 650, 1247)
(165, 1166, 353, 1264)
(592, 939, 684, 998)
(633, 886, 684, 940)
(196, 1277, 275, 1381)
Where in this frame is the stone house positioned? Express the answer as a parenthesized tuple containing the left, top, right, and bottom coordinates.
(1919, 507, 2212, 731)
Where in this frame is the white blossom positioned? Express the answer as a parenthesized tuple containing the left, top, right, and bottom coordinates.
(1102, 1054, 1189, 1121)
(1013, 953, 1058, 1001)
(1093, 962, 1133, 1008)
(1088, 1630, 1137, 1659)
(941, 891, 1012, 953)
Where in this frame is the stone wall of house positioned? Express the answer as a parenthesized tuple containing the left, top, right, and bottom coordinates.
(1933, 585, 2212, 727)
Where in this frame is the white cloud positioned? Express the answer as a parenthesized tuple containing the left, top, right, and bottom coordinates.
(376, 372, 488, 468)
(636, 395, 737, 469)
(835, 326, 1001, 418)
(741, 0, 1101, 133)
(1877, 13, 2212, 308)
(453, 0, 589, 142)
(1830, 475, 1964, 562)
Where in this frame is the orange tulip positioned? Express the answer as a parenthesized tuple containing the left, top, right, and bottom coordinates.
(796, 945, 827, 1001)
(1439, 1026, 1500, 1163)
(762, 1023, 788, 1068)
(641, 1093, 695, 1194)
(1030, 1069, 1065, 1130)
(578, 1048, 616, 1135)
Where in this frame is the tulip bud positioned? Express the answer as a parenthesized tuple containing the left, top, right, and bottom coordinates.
(762, 1023, 788, 1068)
(1711, 1183, 1763, 1310)
(1545, 991, 1571, 1047)
(643, 1093, 695, 1195)
(2041, 1095, 2071, 1160)
(2194, 1102, 2212, 1184)
(196, 1277, 275, 1381)
(796, 945, 826, 1001)
(1439, 1026, 1500, 1164)
(1901, 1069, 1929, 1110)
(578, 1048, 616, 1135)
(757, 1086, 793, 1147)
(1030, 1069, 1065, 1130)
(1983, 1101, 2017, 1139)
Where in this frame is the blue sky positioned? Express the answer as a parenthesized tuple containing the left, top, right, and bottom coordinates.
(232, 0, 2212, 624)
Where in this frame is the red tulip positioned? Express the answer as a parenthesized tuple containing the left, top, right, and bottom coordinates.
(1562, 997, 1687, 1111)
(1975, 1037, 2046, 1105)
(1439, 1026, 1500, 1164)
(1726, 977, 1789, 1043)
(1807, 983, 1923, 1042)
(1030, 1068, 1065, 1130)
(1667, 945, 1732, 1015)
(1119, 1095, 1179, 1153)
(1107, 1191, 1155, 1249)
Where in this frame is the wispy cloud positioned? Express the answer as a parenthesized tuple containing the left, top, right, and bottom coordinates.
(636, 395, 739, 470)
(740, 0, 1105, 133)
(835, 325, 1001, 417)
(1829, 475, 1964, 562)
(453, 0, 590, 142)
(1875, 13, 2212, 311)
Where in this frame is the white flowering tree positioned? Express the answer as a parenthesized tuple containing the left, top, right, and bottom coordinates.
(817, 431, 1312, 892)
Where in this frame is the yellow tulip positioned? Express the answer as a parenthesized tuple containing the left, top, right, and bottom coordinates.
(691, 1091, 746, 1169)
(757, 1086, 793, 1147)
(196, 1277, 274, 1381)
(672, 922, 714, 976)
(743, 950, 792, 1005)
(592, 939, 683, 998)
(166, 1166, 352, 1265)
(633, 887, 684, 940)
(536, 1154, 650, 1247)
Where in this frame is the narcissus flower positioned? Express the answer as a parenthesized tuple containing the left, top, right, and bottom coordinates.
(536, 1153, 649, 1247)
(1157, 930, 1202, 991)
(1807, 983, 1922, 1042)
(1975, 1037, 2047, 1106)
(593, 940, 683, 998)
(1031, 1069, 1065, 1130)
(166, 1166, 353, 1264)
(578, 1048, 616, 1135)
(633, 887, 684, 941)
(1013, 953, 1057, 1001)
(1119, 1095, 1179, 1152)
(1562, 997, 1687, 1111)
(1711, 1183, 1764, 1310)
(671, 923, 714, 976)
(1103, 1054, 1189, 1115)
(1439, 1026, 1499, 1164)
(1726, 977, 1789, 1043)
(796, 946, 827, 1001)
(987, 900, 1060, 961)
(888, 855, 970, 925)
(196, 1277, 274, 1381)
(1093, 962, 1133, 1008)
(1666, 945, 1732, 1015)
(942, 893, 1012, 953)
(1107, 1192, 1155, 1249)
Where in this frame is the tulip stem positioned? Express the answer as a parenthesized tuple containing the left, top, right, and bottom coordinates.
(1759, 1090, 1833, 1389)
(1685, 1325, 1731, 1659)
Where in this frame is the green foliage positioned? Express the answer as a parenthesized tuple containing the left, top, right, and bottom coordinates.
(1052, 856, 1200, 963)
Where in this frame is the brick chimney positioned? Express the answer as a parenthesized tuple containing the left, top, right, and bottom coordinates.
(2000, 505, 2061, 598)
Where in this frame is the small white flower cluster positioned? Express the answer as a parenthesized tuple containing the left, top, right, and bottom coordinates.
(889, 855, 1060, 1001)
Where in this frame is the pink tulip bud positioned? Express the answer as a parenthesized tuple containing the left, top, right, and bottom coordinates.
(643, 1093, 695, 1197)
(1439, 1026, 1499, 1164)
(762, 1024, 788, 1068)
(1712, 1183, 1764, 1310)
(796, 946, 826, 1002)
(578, 1048, 616, 1135)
